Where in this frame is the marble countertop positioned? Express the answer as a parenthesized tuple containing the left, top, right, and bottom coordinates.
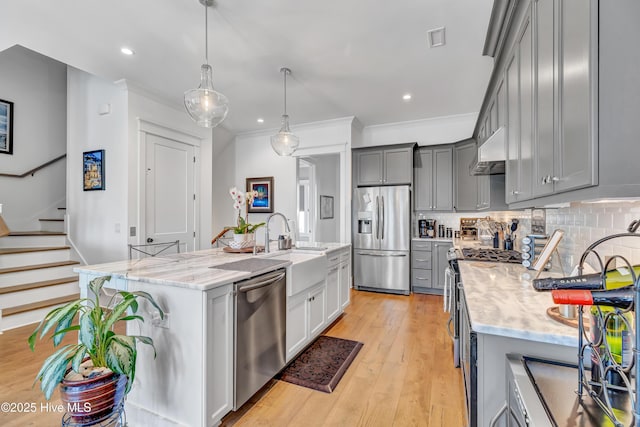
(458, 261, 578, 347)
(74, 243, 351, 291)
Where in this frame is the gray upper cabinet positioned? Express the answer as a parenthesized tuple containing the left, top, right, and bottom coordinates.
(354, 146, 413, 186)
(533, 0, 597, 197)
(415, 147, 453, 211)
(554, 0, 597, 193)
(454, 141, 478, 211)
(505, 4, 534, 204)
(355, 150, 383, 186)
(454, 139, 507, 211)
(383, 148, 414, 185)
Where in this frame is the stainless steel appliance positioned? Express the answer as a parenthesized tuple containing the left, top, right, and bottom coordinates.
(459, 247, 522, 263)
(233, 268, 286, 409)
(460, 218, 479, 240)
(444, 251, 459, 368)
(418, 219, 428, 238)
(353, 185, 410, 295)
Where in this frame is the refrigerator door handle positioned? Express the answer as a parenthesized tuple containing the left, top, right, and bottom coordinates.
(356, 251, 407, 257)
(381, 195, 385, 240)
(375, 195, 380, 240)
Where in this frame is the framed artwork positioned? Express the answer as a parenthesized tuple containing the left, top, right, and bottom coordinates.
(246, 176, 274, 213)
(83, 150, 105, 191)
(320, 195, 334, 219)
(0, 99, 14, 155)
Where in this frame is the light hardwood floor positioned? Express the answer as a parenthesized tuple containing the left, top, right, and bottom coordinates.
(0, 291, 465, 426)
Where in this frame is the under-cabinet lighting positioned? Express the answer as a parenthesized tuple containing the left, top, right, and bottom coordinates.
(257, 118, 264, 123)
(402, 94, 412, 101)
(120, 47, 135, 56)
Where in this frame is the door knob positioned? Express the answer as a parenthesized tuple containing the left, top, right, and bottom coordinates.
(147, 237, 154, 243)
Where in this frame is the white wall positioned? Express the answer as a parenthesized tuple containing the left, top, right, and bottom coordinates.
(231, 117, 353, 245)
(211, 126, 236, 239)
(0, 46, 67, 230)
(67, 68, 128, 264)
(314, 154, 340, 242)
(358, 112, 478, 147)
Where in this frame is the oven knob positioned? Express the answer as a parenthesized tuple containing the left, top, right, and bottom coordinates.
(521, 252, 531, 260)
(522, 260, 531, 268)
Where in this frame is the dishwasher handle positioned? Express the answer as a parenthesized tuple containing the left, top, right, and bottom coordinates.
(237, 271, 286, 293)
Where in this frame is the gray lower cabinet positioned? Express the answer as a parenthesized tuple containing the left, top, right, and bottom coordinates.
(411, 240, 452, 293)
(415, 147, 453, 211)
(353, 145, 414, 186)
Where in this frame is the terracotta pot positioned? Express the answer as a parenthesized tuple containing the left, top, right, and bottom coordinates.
(60, 368, 127, 424)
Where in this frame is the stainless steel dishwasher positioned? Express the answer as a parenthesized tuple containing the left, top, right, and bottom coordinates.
(234, 268, 286, 410)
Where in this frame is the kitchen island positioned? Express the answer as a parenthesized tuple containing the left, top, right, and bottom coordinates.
(458, 260, 580, 427)
(75, 243, 351, 427)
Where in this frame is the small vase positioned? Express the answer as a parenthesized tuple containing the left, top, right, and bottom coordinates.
(230, 233, 255, 249)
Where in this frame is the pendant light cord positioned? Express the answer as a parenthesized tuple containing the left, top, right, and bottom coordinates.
(283, 69, 287, 116)
(204, 2, 209, 65)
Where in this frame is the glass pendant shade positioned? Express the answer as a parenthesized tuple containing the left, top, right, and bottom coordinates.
(184, 64, 229, 128)
(270, 114, 300, 156)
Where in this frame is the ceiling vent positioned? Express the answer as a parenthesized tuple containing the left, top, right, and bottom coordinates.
(427, 27, 446, 48)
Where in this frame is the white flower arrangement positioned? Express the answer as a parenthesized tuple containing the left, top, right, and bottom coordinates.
(229, 187, 265, 234)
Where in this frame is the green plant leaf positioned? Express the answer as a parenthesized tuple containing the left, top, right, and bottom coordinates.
(127, 291, 164, 319)
(52, 307, 77, 347)
(79, 313, 95, 350)
(130, 335, 157, 358)
(118, 315, 144, 322)
(39, 301, 81, 340)
(104, 295, 137, 332)
(88, 276, 111, 297)
(106, 335, 136, 376)
(35, 344, 80, 400)
(71, 346, 87, 373)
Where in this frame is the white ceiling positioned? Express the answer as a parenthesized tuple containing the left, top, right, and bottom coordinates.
(0, 0, 495, 135)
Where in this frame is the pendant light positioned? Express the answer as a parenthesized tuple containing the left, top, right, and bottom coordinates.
(184, 0, 229, 128)
(270, 67, 299, 156)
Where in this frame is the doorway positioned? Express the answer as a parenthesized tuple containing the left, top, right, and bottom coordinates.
(140, 124, 200, 253)
(296, 153, 340, 243)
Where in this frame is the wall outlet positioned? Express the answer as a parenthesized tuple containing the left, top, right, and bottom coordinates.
(114, 223, 121, 233)
(130, 226, 136, 237)
(152, 312, 170, 329)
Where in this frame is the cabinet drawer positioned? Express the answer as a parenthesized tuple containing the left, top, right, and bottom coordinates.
(339, 249, 350, 263)
(412, 252, 432, 269)
(412, 241, 432, 251)
(327, 253, 341, 268)
(412, 269, 432, 287)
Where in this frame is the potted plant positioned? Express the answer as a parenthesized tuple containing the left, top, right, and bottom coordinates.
(229, 187, 265, 247)
(28, 276, 164, 423)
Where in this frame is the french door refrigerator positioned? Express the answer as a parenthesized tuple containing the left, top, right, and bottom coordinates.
(353, 185, 410, 295)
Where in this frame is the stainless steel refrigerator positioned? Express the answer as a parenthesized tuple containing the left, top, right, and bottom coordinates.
(353, 185, 410, 294)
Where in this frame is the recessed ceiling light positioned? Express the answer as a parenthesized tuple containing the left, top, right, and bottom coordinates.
(427, 27, 446, 48)
(120, 47, 135, 56)
(257, 118, 264, 123)
(402, 94, 412, 101)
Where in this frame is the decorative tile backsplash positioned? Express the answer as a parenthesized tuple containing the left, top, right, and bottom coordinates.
(545, 201, 640, 273)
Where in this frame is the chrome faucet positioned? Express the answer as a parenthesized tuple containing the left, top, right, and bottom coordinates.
(264, 212, 291, 253)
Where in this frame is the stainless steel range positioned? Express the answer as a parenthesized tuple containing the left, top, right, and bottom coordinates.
(460, 248, 523, 263)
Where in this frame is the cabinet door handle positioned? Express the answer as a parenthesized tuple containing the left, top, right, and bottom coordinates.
(511, 190, 520, 195)
(415, 258, 429, 262)
(416, 277, 429, 280)
(551, 176, 560, 182)
(329, 267, 339, 273)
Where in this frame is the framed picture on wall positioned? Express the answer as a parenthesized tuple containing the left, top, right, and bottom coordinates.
(0, 99, 14, 155)
(83, 150, 105, 191)
(246, 176, 274, 213)
(320, 195, 334, 219)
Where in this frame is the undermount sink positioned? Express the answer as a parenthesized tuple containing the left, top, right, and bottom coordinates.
(263, 252, 327, 295)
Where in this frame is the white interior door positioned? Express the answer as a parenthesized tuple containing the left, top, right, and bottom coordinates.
(145, 134, 195, 253)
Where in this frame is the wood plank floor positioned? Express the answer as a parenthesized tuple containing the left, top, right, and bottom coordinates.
(222, 291, 466, 427)
(0, 290, 465, 426)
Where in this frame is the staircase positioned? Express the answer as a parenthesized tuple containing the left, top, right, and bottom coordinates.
(0, 208, 80, 332)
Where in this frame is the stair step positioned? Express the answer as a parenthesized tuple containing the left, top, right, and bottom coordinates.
(8, 231, 66, 236)
(0, 260, 79, 275)
(0, 246, 70, 255)
(0, 232, 67, 248)
(3, 293, 79, 316)
(0, 246, 72, 269)
(0, 276, 78, 295)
